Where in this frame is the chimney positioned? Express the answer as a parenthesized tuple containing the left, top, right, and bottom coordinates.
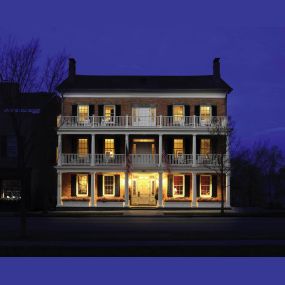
(213, 57, 220, 78)
(69, 58, 76, 78)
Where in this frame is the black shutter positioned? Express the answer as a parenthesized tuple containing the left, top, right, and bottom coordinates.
(197, 137, 201, 154)
(196, 175, 200, 197)
(71, 137, 77, 153)
(167, 105, 173, 116)
(212, 175, 217, 197)
(185, 136, 191, 154)
(97, 136, 103, 154)
(0, 136, 7, 158)
(116, 105, 121, 116)
(184, 175, 190, 197)
(97, 175, 103, 197)
(88, 175, 91, 197)
(212, 137, 218, 154)
(185, 105, 190, 116)
(115, 137, 121, 154)
(89, 105, 95, 116)
(212, 105, 217, 116)
(88, 136, 91, 153)
(72, 105, 77, 116)
(167, 175, 173, 197)
(98, 105, 104, 116)
(195, 105, 200, 116)
(71, 175, 76, 196)
(115, 175, 120, 197)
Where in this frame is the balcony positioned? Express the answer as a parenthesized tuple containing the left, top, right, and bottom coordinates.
(57, 115, 227, 130)
(59, 154, 227, 168)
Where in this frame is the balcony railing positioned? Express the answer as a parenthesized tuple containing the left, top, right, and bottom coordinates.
(60, 153, 228, 167)
(57, 115, 227, 129)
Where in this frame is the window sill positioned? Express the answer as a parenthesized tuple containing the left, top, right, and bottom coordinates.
(97, 197, 124, 202)
(62, 197, 90, 201)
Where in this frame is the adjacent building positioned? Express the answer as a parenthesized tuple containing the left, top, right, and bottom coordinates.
(56, 58, 232, 208)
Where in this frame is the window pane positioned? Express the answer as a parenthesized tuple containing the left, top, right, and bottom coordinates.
(173, 105, 184, 123)
(104, 176, 114, 195)
(78, 175, 88, 195)
(200, 139, 211, 155)
(104, 106, 115, 122)
(78, 139, 88, 156)
(200, 175, 211, 197)
(78, 105, 89, 121)
(200, 106, 211, 118)
(173, 175, 184, 196)
(174, 139, 184, 157)
(105, 139, 115, 156)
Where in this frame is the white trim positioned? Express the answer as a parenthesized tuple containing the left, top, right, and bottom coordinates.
(173, 175, 185, 198)
(103, 174, 115, 197)
(200, 175, 212, 198)
(76, 174, 89, 197)
(63, 91, 226, 99)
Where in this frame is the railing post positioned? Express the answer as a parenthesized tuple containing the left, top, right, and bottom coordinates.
(92, 115, 95, 127)
(193, 115, 196, 128)
(91, 134, 95, 166)
(126, 115, 128, 128)
(192, 134, 196, 166)
(159, 115, 162, 127)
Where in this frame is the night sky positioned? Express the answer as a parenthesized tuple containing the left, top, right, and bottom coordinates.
(1, 0, 285, 152)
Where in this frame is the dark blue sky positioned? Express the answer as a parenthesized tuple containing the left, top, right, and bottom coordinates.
(1, 0, 285, 151)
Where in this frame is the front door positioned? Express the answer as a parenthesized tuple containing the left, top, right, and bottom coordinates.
(131, 176, 156, 206)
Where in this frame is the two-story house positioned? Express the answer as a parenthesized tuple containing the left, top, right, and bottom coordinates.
(56, 58, 232, 208)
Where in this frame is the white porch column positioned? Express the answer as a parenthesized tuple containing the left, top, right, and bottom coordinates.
(91, 134, 95, 166)
(192, 134, 196, 166)
(90, 172, 96, 207)
(225, 172, 231, 208)
(125, 134, 129, 150)
(191, 172, 197, 207)
(159, 134, 162, 166)
(57, 171, 62, 207)
(58, 134, 62, 166)
(124, 172, 129, 207)
(158, 172, 163, 207)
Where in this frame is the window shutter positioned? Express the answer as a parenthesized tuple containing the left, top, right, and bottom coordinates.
(97, 136, 103, 154)
(71, 137, 77, 153)
(167, 175, 173, 197)
(212, 137, 218, 154)
(212, 175, 217, 197)
(185, 136, 190, 154)
(72, 105, 77, 116)
(196, 175, 200, 197)
(212, 105, 217, 116)
(88, 137, 91, 153)
(88, 174, 91, 197)
(197, 137, 201, 154)
(167, 105, 173, 116)
(97, 175, 103, 197)
(89, 105, 95, 116)
(195, 105, 200, 116)
(71, 175, 76, 196)
(115, 138, 121, 154)
(184, 175, 190, 197)
(98, 105, 104, 116)
(116, 105, 121, 116)
(185, 105, 190, 117)
(115, 175, 120, 197)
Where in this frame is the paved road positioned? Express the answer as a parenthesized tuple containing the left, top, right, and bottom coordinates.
(1, 216, 285, 255)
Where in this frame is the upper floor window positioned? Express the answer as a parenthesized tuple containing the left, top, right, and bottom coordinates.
(173, 105, 184, 124)
(132, 107, 156, 126)
(200, 106, 211, 119)
(173, 175, 184, 197)
(104, 139, 115, 157)
(200, 139, 211, 155)
(104, 105, 115, 122)
(77, 174, 88, 196)
(78, 105, 89, 122)
(173, 139, 184, 157)
(78, 138, 88, 156)
(200, 175, 212, 197)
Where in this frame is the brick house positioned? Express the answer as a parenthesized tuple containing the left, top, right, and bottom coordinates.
(56, 58, 232, 208)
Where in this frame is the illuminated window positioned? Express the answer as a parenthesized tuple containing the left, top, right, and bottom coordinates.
(104, 139, 115, 157)
(77, 174, 88, 196)
(200, 106, 211, 119)
(200, 139, 211, 155)
(78, 105, 89, 122)
(173, 175, 184, 197)
(103, 175, 115, 196)
(78, 139, 88, 156)
(174, 139, 184, 157)
(173, 105, 184, 124)
(200, 175, 212, 197)
(104, 105, 115, 122)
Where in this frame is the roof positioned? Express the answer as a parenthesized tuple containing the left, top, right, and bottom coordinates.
(57, 75, 233, 93)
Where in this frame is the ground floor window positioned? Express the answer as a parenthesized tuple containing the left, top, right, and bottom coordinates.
(103, 175, 115, 196)
(200, 175, 212, 197)
(77, 174, 88, 196)
(173, 175, 184, 197)
(0, 180, 21, 200)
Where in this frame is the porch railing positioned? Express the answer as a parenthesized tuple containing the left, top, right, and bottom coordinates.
(166, 154, 193, 165)
(196, 154, 229, 166)
(94, 154, 125, 165)
(61, 154, 92, 165)
(57, 115, 227, 129)
(129, 154, 159, 166)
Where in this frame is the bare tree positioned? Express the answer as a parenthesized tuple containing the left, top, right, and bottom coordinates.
(201, 116, 235, 215)
(0, 38, 67, 237)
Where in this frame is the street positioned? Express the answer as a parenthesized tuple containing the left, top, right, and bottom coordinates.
(1, 216, 285, 256)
